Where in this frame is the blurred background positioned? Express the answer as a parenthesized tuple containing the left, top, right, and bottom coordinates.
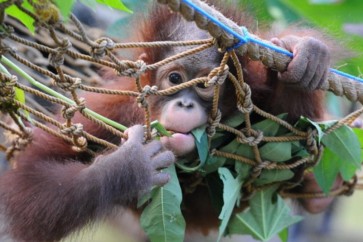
(2, 0, 363, 241)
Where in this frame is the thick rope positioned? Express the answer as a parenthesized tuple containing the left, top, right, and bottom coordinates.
(158, 0, 363, 104)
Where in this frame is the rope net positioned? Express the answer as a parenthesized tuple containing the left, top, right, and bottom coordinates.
(0, 0, 362, 205)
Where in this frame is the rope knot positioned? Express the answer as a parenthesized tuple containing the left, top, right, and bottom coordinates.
(237, 129, 263, 146)
(243, 160, 276, 189)
(60, 122, 88, 152)
(143, 85, 158, 95)
(62, 98, 85, 120)
(72, 136, 88, 152)
(49, 39, 72, 67)
(0, 44, 14, 57)
(0, 74, 17, 110)
(61, 123, 84, 136)
(207, 109, 222, 137)
(4, 125, 32, 159)
(237, 82, 253, 113)
(6, 126, 33, 158)
(23, 127, 33, 137)
(207, 65, 229, 86)
(0, 73, 17, 88)
(53, 77, 81, 92)
(13, 135, 31, 150)
(137, 85, 158, 108)
(91, 37, 115, 59)
(119, 60, 147, 78)
(0, 24, 14, 39)
(251, 160, 277, 178)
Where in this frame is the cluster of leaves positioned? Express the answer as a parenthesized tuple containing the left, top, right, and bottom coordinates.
(299, 118, 362, 194)
(140, 113, 363, 242)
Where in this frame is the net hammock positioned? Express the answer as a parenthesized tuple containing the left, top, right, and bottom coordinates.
(0, 0, 362, 237)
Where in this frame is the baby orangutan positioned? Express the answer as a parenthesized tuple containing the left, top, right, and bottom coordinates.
(0, 1, 339, 241)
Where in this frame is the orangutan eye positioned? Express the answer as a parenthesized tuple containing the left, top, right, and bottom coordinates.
(168, 72, 183, 85)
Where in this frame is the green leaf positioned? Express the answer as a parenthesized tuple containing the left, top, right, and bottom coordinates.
(14, 87, 25, 104)
(220, 140, 255, 160)
(294, 148, 310, 158)
(336, 129, 361, 181)
(220, 140, 239, 153)
(291, 141, 309, 157)
(235, 143, 255, 160)
(353, 127, 363, 161)
(191, 125, 206, 143)
(222, 111, 245, 127)
(353, 127, 363, 147)
(5, 2, 35, 33)
(191, 126, 209, 164)
(253, 113, 287, 136)
(140, 165, 186, 242)
(317, 155, 358, 191)
(318, 120, 338, 130)
(228, 186, 302, 241)
(338, 158, 358, 181)
(254, 169, 294, 186)
(14, 87, 31, 119)
(297, 117, 324, 143)
(234, 162, 250, 180)
(322, 125, 361, 168)
(313, 147, 341, 194)
(203, 155, 227, 174)
(278, 228, 289, 242)
(217, 168, 244, 242)
(260, 142, 292, 162)
(54, 0, 76, 20)
(96, 0, 132, 13)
